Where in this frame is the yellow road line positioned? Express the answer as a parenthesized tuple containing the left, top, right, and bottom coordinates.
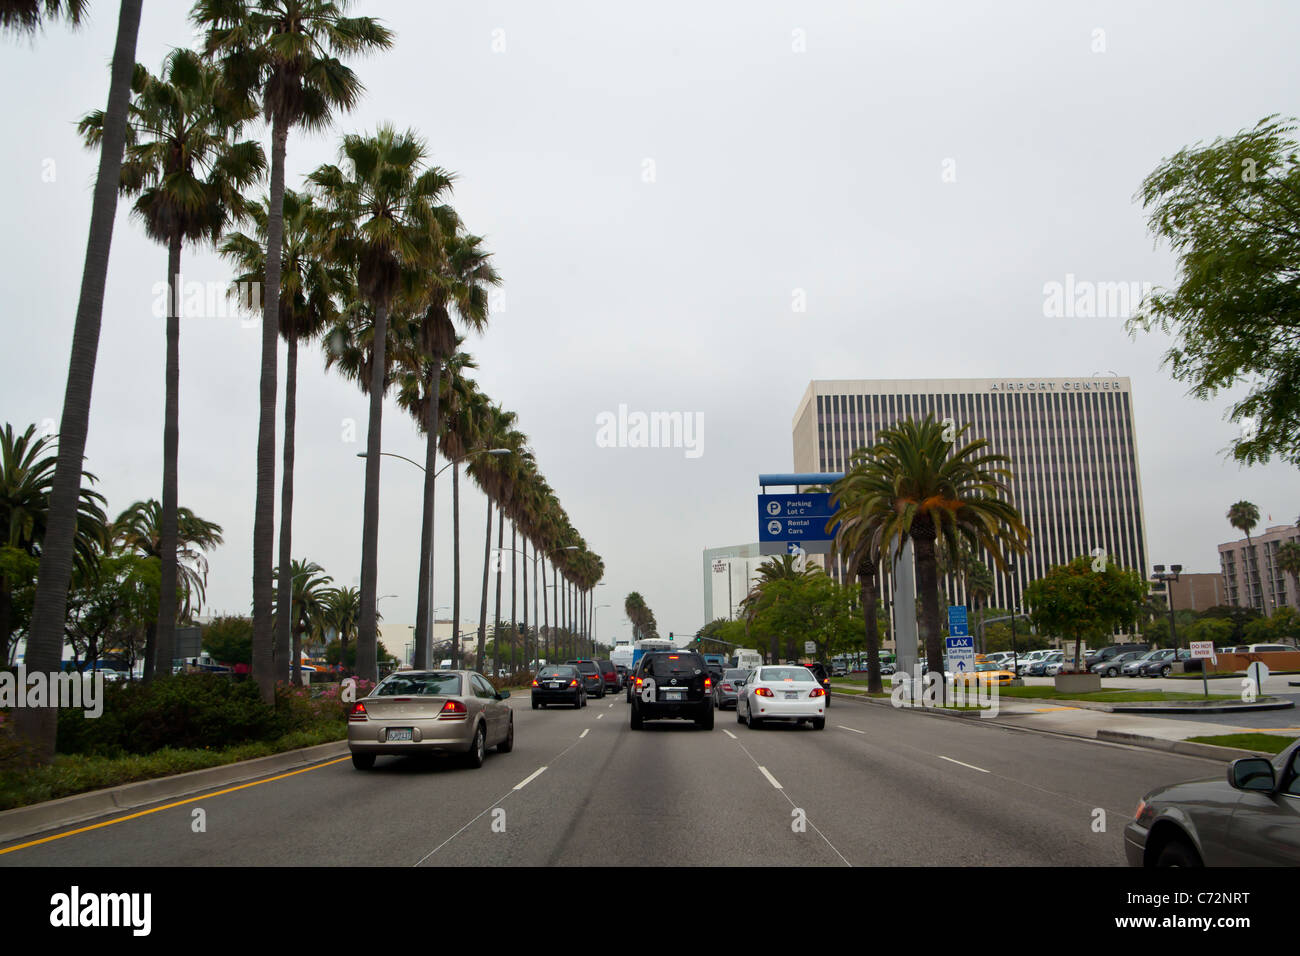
(0, 756, 350, 856)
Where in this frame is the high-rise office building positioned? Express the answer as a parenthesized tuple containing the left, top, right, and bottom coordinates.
(792, 377, 1150, 612)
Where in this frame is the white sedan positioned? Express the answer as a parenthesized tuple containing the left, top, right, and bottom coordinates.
(737, 666, 827, 730)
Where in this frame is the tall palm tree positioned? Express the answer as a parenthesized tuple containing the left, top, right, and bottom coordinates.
(113, 499, 224, 678)
(1277, 541, 1300, 610)
(223, 188, 340, 681)
(272, 558, 333, 685)
(310, 125, 456, 682)
(828, 460, 889, 693)
(81, 48, 265, 682)
(0, 424, 107, 665)
(321, 583, 360, 672)
(437, 362, 484, 665)
(13, 0, 144, 761)
(467, 405, 522, 671)
(195, 0, 393, 703)
(858, 415, 1030, 700)
(1227, 500, 1268, 614)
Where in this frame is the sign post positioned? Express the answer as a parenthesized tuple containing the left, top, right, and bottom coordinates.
(1189, 640, 1216, 698)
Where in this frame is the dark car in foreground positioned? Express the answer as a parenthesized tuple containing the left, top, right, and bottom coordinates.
(630, 651, 714, 730)
(1125, 739, 1300, 866)
(804, 661, 832, 707)
(531, 664, 586, 709)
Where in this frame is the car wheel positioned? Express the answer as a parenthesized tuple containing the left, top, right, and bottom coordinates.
(497, 716, 514, 753)
(351, 752, 375, 771)
(580, 692, 587, 708)
(465, 723, 487, 769)
(1154, 837, 1201, 868)
(736, 705, 744, 724)
(630, 707, 643, 730)
(812, 717, 826, 731)
(531, 699, 539, 710)
(748, 705, 762, 730)
(1161, 665, 1172, 678)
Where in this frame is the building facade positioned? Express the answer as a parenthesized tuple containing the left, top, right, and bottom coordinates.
(702, 543, 762, 624)
(1219, 525, 1300, 614)
(792, 377, 1150, 613)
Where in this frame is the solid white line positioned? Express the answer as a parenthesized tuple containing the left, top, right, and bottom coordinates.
(513, 766, 548, 790)
(579, 728, 589, 738)
(838, 725, 865, 734)
(758, 766, 783, 790)
(938, 755, 989, 774)
(722, 729, 737, 739)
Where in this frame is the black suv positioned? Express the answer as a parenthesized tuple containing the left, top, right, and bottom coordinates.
(564, 659, 605, 698)
(805, 661, 832, 708)
(1085, 643, 1149, 670)
(629, 651, 714, 730)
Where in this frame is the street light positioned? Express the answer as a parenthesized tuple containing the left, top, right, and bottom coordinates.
(356, 447, 510, 667)
(593, 603, 611, 655)
(1151, 564, 1184, 649)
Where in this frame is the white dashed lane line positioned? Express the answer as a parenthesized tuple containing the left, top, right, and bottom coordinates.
(596, 713, 604, 720)
(757, 766, 783, 790)
(514, 766, 548, 790)
(579, 728, 589, 738)
(722, 729, 737, 739)
(837, 725, 865, 734)
(938, 755, 989, 774)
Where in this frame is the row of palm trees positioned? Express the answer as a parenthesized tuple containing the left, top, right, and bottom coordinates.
(5, 1, 604, 763)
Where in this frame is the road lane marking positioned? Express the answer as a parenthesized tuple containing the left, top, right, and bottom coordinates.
(722, 729, 737, 739)
(608, 703, 614, 708)
(579, 728, 589, 738)
(513, 767, 548, 791)
(596, 713, 603, 719)
(838, 725, 865, 734)
(735, 742, 849, 866)
(0, 756, 352, 857)
(1033, 706, 1079, 713)
(757, 766, 783, 790)
(938, 755, 989, 773)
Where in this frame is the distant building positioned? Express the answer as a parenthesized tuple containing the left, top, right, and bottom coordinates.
(702, 543, 762, 624)
(1151, 572, 1224, 613)
(1219, 524, 1300, 613)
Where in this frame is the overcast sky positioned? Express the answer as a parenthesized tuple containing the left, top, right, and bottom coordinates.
(4, 0, 1298, 651)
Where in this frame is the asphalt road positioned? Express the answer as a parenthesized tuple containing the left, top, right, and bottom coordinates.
(0, 691, 1232, 866)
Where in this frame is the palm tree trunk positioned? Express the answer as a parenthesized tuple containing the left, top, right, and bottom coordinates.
(413, 367, 441, 670)
(913, 530, 947, 704)
(541, 554, 550, 663)
(252, 114, 289, 704)
(492, 504, 504, 676)
(153, 235, 183, 684)
(452, 463, 461, 666)
(291, 623, 303, 687)
(357, 302, 389, 683)
(510, 523, 517, 672)
(859, 570, 882, 694)
(475, 497, 492, 672)
(520, 536, 528, 670)
(274, 324, 299, 685)
(17, 0, 144, 761)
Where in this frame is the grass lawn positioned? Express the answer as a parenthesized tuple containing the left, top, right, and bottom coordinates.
(1184, 733, 1297, 755)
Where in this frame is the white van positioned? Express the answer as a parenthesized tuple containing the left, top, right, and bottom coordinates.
(734, 649, 762, 671)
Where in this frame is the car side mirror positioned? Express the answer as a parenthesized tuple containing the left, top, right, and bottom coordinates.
(1228, 757, 1275, 792)
(497, 689, 511, 700)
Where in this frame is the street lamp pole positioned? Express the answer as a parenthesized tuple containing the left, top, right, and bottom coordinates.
(1151, 564, 1183, 650)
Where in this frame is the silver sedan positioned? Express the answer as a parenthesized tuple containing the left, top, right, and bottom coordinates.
(347, 669, 514, 770)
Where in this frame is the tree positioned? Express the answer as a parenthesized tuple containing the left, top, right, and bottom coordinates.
(13, 0, 144, 763)
(1024, 556, 1148, 669)
(1199, 604, 1263, 643)
(195, 0, 394, 702)
(310, 124, 456, 681)
(202, 615, 254, 667)
(1276, 541, 1300, 606)
(272, 559, 332, 684)
(0, 0, 86, 34)
(80, 48, 265, 682)
(320, 585, 362, 671)
(1227, 500, 1269, 615)
(1128, 115, 1300, 468)
(1185, 617, 1234, 649)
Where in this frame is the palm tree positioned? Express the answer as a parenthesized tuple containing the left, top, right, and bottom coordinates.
(1277, 541, 1300, 609)
(437, 363, 484, 665)
(467, 405, 522, 671)
(0, 424, 107, 665)
(80, 48, 265, 682)
(113, 499, 224, 678)
(828, 462, 889, 693)
(321, 584, 360, 672)
(272, 559, 333, 685)
(1227, 500, 1268, 614)
(195, 0, 394, 702)
(223, 188, 339, 681)
(310, 125, 457, 682)
(12, 0, 144, 761)
(858, 415, 1030, 700)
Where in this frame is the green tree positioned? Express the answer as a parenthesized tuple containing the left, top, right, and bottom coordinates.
(1227, 500, 1270, 615)
(1276, 541, 1300, 606)
(272, 559, 333, 684)
(202, 614, 254, 666)
(1185, 616, 1234, 648)
(80, 48, 264, 681)
(195, 0, 394, 703)
(1128, 115, 1300, 467)
(1199, 604, 1263, 643)
(1024, 556, 1148, 668)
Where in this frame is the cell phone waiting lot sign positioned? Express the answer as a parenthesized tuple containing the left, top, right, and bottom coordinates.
(758, 493, 837, 555)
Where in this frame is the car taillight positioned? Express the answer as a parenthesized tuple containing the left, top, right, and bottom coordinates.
(531, 679, 539, 686)
(439, 700, 467, 716)
(810, 688, 825, 697)
(755, 687, 774, 697)
(635, 678, 643, 689)
(722, 683, 734, 691)
(349, 703, 367, 720)
(704, 677, 712, 689)
(570, 679, 579, 687)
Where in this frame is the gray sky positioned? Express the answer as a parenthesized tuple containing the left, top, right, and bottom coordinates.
(4, 0, 1298, 650)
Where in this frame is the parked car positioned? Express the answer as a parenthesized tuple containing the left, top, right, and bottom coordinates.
(954, 661, 1016, 687)
(713, 668, 750, 710)
(564, 659, 605, 698)
(347, 669, 513, 770)
(1015, 650, 1053, 675)
(738, 665, 826, 730)
(1246, 644, 1294, 653)
(1139, 648, 1192, 677)
(1125, 739, 1300, 865)
(1092, 651, 1146, 677)
(629, 651, 714, 730)
(1026, 652, 1064, 676)
(1119, 650, 1165, 677)
(1086, 643, 1149, 669)
(531, 664, 587, 709)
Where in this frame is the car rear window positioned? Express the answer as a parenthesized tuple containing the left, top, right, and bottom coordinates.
(758, 667, 814, 682)
(575, 662, 598, 675)
(538, 667, 575, 679)
(647, 654, 704, 679)
(722, 669, 748, 680)
(375, 673, 461, 696)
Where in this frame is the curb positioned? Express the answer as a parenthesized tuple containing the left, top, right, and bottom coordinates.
(0, 739, 348, 846)
(1094, 730, 1274, 762)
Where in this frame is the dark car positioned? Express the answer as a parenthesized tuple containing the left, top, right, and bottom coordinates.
(1091, 650, 1145, 677)
(531, 665, 586, 709)
(1086, 643, 1149, 670)
(713, 668, 750, 710)
(615, 664, 629, 688)
(1125, 739, 1300, 866)
(630, 651, 714, 730)
(564, 659, 605, 698)
(1138, 648, 1192, 677)
(596, 659, 619, 693)
(804, 661, 832, 708)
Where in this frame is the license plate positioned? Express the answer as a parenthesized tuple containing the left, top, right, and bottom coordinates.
(387, 728, 413, 741)
(548, 682, 561, 688)
(784, 692, 799, 700)
(663, 690, 682, 700)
